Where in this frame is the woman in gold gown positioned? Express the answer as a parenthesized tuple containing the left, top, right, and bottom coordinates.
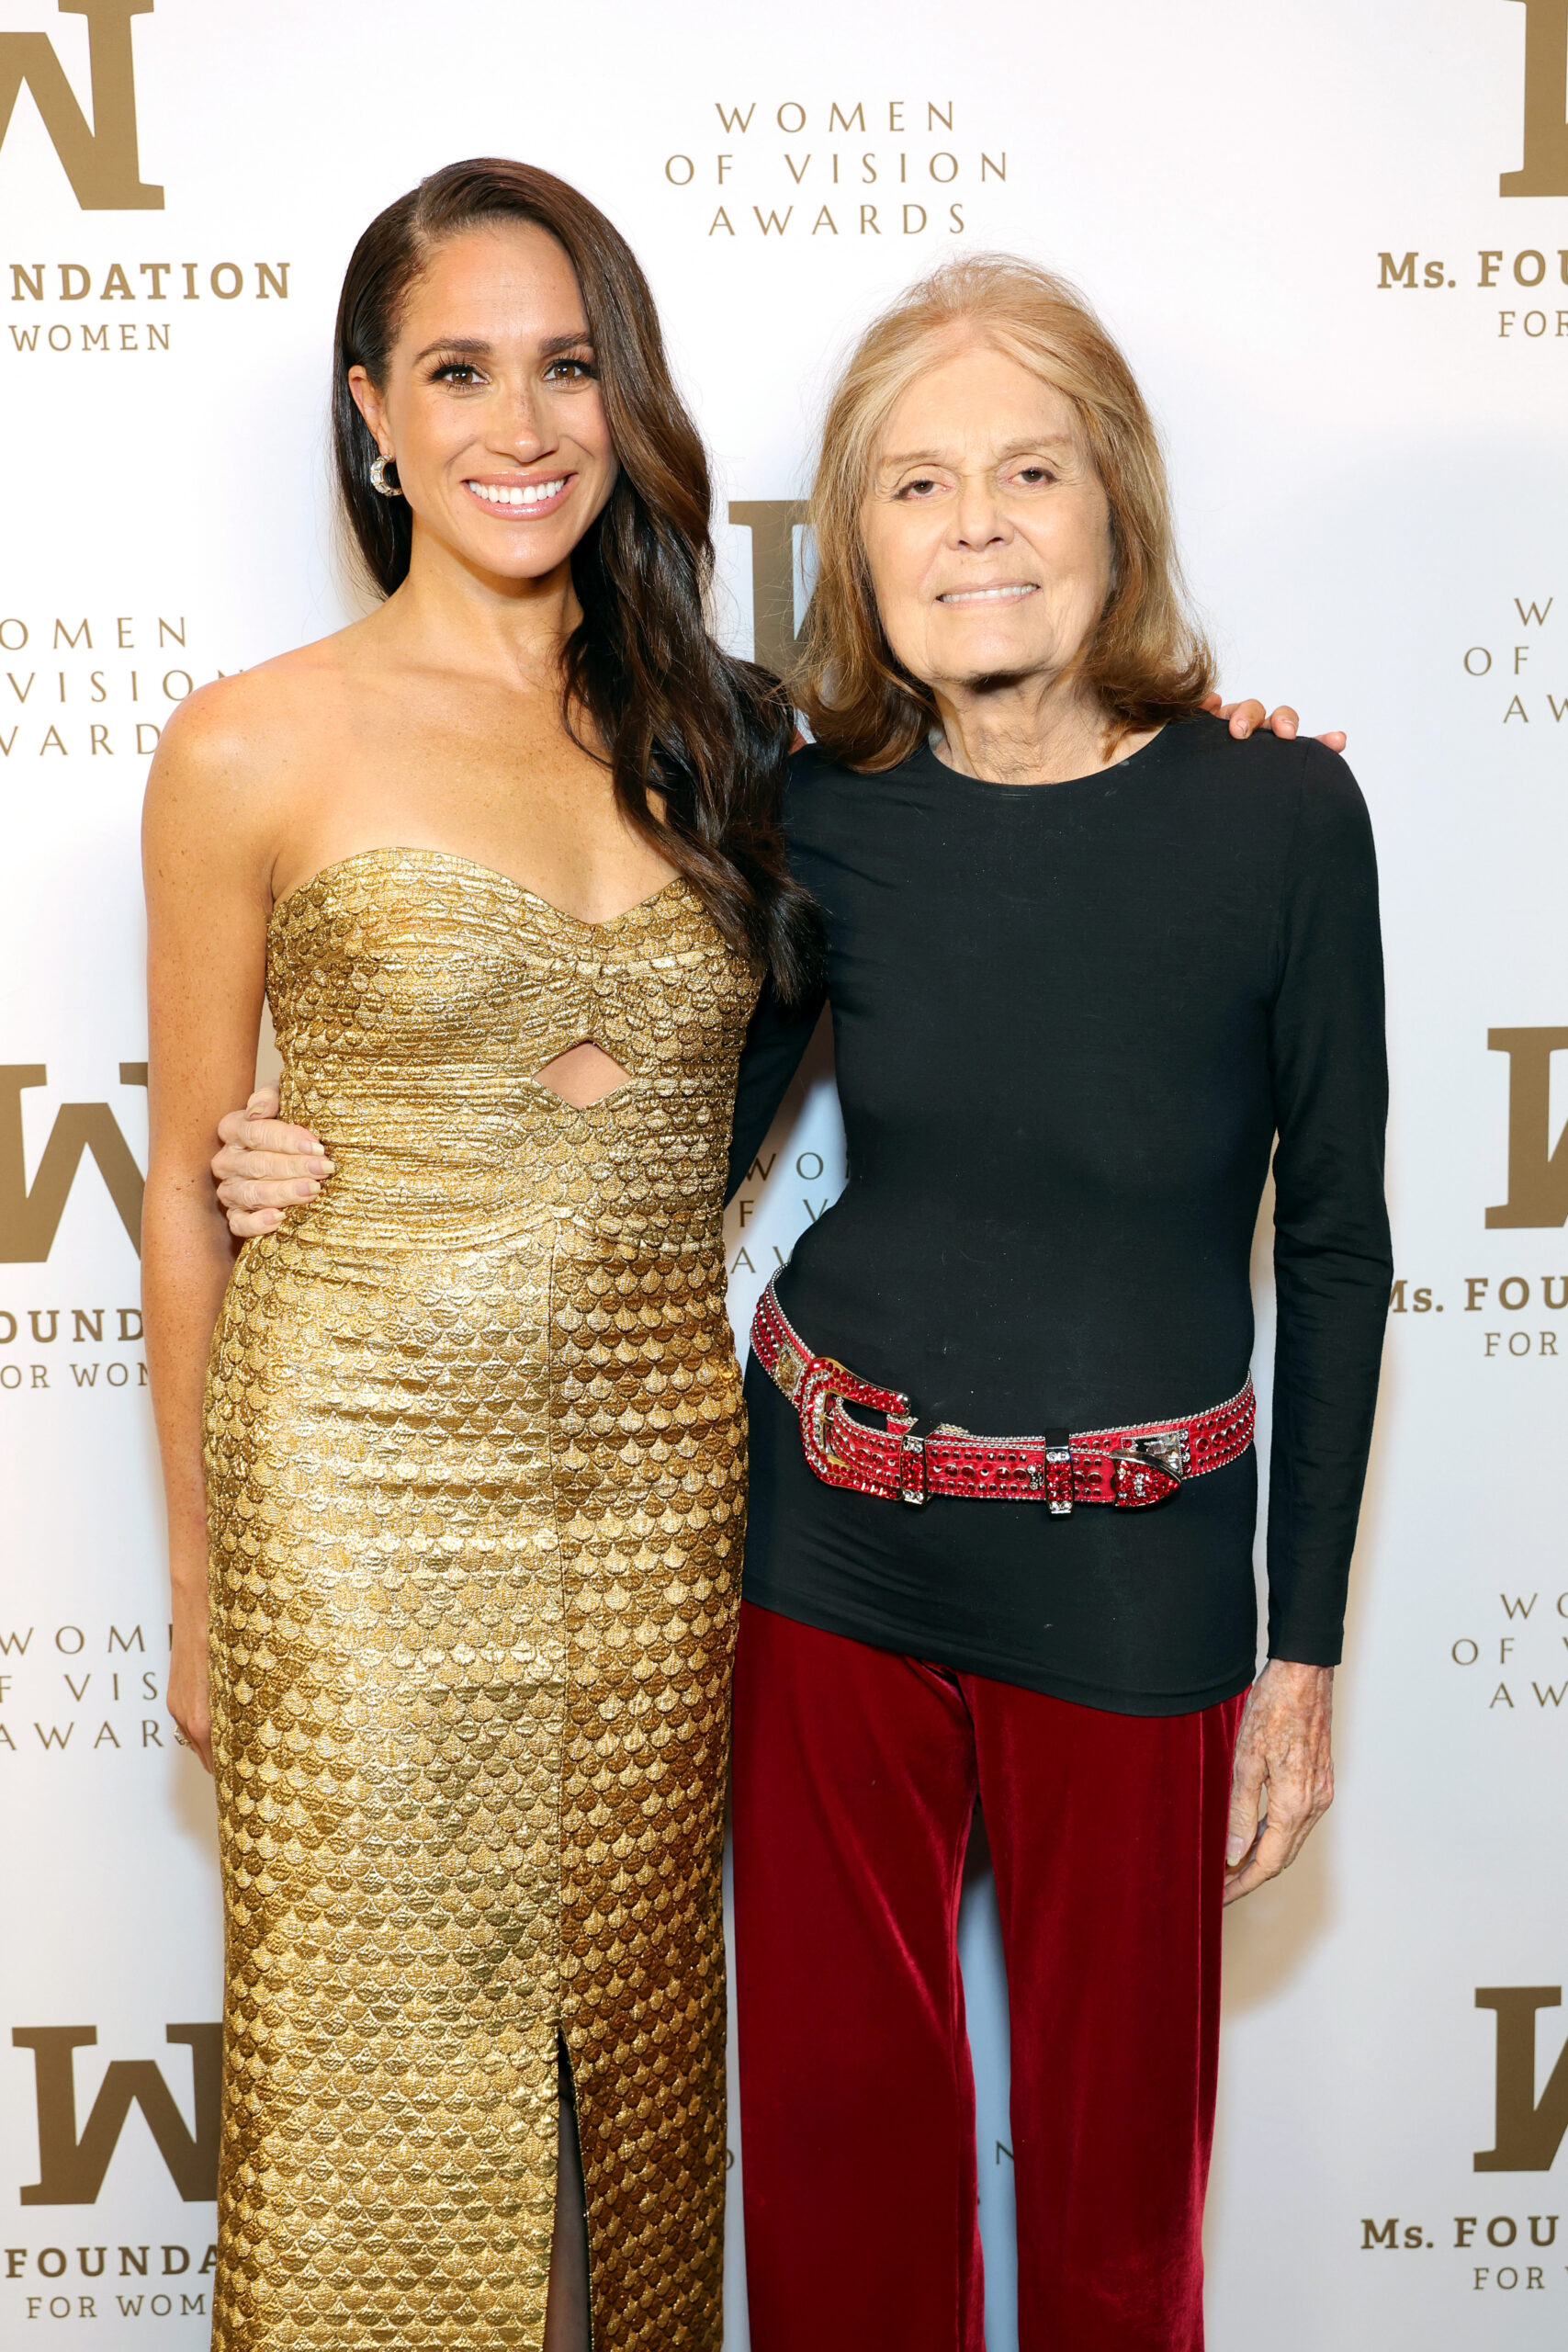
(141, 159, 814, 2352)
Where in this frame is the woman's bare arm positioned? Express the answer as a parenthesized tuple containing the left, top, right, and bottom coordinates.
(142, 684, 278, 1770)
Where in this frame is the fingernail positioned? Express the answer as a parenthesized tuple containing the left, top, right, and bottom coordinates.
(308, 1158, 333, 1176)
(1235, 720, 1251, 739)
(1225, 1838, 1243, 1866)
(295, 1181, 319, 1199)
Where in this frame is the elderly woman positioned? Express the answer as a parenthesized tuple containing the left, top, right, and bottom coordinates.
(726, 256, 1388, 2352)
(209, 254, 1382, 2350)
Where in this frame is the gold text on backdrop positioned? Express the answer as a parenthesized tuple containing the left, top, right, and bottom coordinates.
(1473, 1989, 1568, 2170)
(0, 2, 162, 210)
(1504, 0, 1568, 197)
(0, 1066, 145, 1261)
(11, 2026, 220, 2202)
(1484, 1029, 1568, 1227)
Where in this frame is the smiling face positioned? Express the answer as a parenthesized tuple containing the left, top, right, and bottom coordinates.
(861, 335, 1113, 703)
(349, 220, 619, 588)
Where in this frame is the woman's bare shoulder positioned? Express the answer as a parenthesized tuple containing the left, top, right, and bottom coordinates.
(157, 626, 367, 786)
(142, 624, 370, 882)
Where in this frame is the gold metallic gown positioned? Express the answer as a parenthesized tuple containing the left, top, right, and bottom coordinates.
(202, 849, 760, 2350)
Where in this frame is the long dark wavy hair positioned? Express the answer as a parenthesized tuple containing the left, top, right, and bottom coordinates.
(333, 158, 818, 995)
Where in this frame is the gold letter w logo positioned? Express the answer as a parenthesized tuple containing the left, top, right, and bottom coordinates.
(0, 2, 163, 210)
(12, 2026, 220, 2203)
(1486, 1030, 1568, 1229)
(1475, 1989, 1568, 2171)
(0, 1065, 146, 1261)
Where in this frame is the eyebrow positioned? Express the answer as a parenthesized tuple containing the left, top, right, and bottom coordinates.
(409, 330, 594, 366)
(879, 435, 1078, 469)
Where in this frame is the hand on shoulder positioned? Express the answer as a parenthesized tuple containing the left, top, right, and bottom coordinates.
(1201, 693, 1347, 754)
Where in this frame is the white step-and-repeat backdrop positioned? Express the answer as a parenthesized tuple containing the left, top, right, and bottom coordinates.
(1, 2, 1564, 2344)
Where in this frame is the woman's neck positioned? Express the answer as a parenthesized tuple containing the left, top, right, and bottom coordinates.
(370, 522, 583, 692)
(930, 672, 1138, 786)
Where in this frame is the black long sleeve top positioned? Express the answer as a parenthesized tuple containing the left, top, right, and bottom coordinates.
(728, 714, 1392, 1715)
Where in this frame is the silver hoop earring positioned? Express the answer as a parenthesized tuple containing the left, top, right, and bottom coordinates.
(369, 454, 402, 498)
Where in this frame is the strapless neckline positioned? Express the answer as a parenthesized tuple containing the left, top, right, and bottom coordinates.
(268, 845, 689, 935)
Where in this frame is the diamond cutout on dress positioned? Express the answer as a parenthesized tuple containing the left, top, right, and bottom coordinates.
(532, 1041, 633, 1108)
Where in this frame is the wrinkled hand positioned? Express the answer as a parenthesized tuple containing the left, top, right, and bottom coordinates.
(1223, 1658, 1335, 1905)
(213, 1086, 333, 1238)
(1203, 693, 1348, 755)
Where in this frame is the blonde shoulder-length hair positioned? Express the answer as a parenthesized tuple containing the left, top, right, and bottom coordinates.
(794, 254, 1215, 771)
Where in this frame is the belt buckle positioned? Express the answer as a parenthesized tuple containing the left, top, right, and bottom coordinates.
(1108, 1424, 1189, 1509)
(801, 1367, 846, 1472)
(803, 1358, 904, 1494)
(1121, 1427, 1190, 1480)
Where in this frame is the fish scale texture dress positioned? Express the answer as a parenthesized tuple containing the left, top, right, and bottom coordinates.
(201, 847, 759, 2350)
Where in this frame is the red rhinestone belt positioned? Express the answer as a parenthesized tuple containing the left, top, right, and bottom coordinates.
(750, 1278, 1255, 1514)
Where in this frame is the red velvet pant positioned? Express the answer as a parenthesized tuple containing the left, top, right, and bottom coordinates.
(730, 1601, 1245, 2352)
